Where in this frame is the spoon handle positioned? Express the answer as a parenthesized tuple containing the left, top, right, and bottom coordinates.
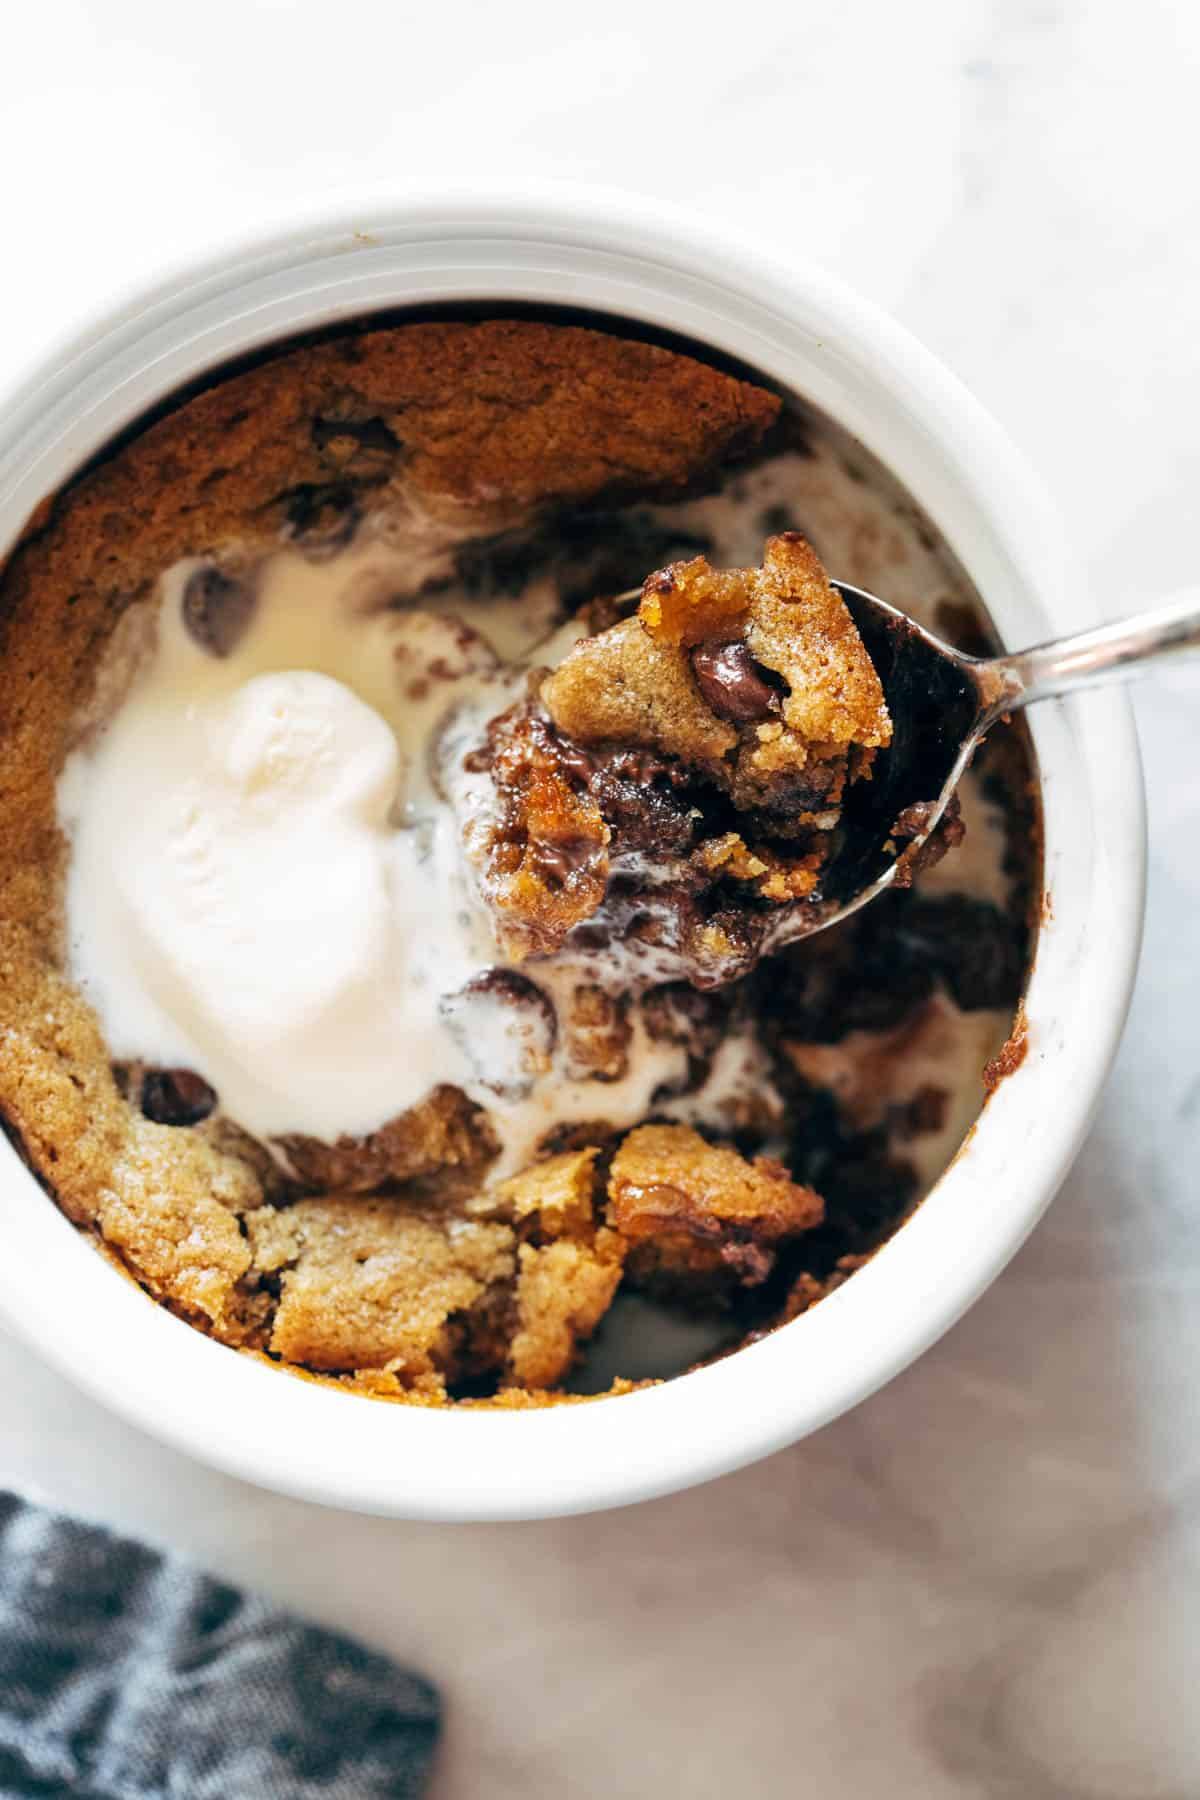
(986, 588, 1200, 710)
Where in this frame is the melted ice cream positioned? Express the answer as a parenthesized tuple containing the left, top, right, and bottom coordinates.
(58, 439, 1017, 1179)
(58, 541, 688, 1160)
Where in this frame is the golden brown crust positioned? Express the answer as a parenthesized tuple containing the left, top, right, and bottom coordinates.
(541, 616, 738, 769)
(487, 1146, 602, 1237)
(276, 1086, 497, 1194)
(608, 1123, 823, 1294)
(479, 1148, 625, 1388)
(236, 1147, 625, 1390)
(247, 1196, 515, 1376)
(0, 959, 258, 1333)
(508, 1232, 624, 1389)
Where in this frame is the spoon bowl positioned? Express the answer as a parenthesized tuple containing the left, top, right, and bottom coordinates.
(818, 578, 1200, 936)
(614, 575, 1200, 942)
(813, 580, 1001, 928)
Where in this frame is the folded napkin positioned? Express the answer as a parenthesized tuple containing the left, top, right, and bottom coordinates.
(0, 1492, 439, 1799)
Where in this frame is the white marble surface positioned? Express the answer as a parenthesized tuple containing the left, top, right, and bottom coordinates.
(4, 2, 1200, 1794)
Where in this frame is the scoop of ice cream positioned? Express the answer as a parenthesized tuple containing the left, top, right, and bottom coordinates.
(57, 548, 510, 1142)
(126, 670, 400, 1087)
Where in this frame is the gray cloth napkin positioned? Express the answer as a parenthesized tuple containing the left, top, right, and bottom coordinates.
(0, 1493, 439, 1799)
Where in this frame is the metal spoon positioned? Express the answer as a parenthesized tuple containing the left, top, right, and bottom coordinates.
(606, 583, 1199, 940)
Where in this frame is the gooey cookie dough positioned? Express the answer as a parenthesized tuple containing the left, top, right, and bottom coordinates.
(0, 316, 1037, 1403)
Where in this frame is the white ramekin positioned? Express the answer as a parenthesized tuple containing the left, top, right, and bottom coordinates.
(0, 188, 1146, 1520)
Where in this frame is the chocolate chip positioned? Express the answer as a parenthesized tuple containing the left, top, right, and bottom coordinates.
(141, 1068, 218, 1127)
(552, 737, 598, 784)
(537, 836, 604, 887)
(896, 1084, 949, 1138)
(690, 641, 785, 724)
(569, 743, 700, 863)
(643, 568, 677, 601)
(278, 482, 360, 557)
(182, 565, 255, 658)
(438, 969, 558, 1101)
